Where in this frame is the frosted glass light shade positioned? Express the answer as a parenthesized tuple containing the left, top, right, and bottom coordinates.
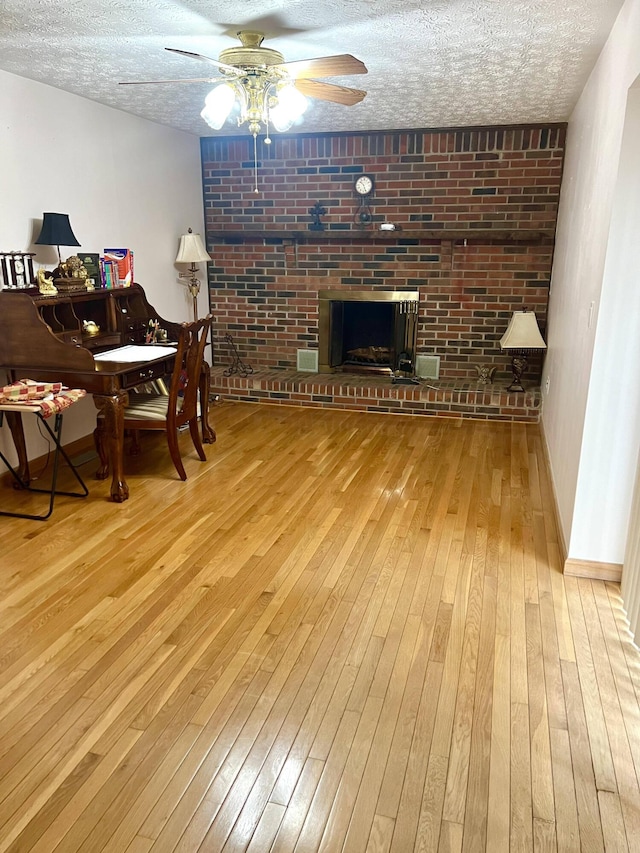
(175, 231, 210, 264)
(500, 310, 547, 351)
(270, 85, 308, 132)
(200, 84, 235, 130)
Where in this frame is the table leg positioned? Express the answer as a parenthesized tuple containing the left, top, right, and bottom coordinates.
(200, 364, 216, 444)
(4, 410, 30, 485)
(93, 392, 129, 502)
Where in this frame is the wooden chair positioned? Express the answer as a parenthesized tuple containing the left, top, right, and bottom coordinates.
(94, 315, 212, 481)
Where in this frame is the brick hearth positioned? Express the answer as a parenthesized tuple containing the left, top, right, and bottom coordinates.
(209, 367, 542, 422)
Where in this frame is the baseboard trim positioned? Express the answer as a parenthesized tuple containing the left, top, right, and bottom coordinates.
(563, 558, 622, 583)
(538, 421, 622, 583)
(539, 419, 568, 564)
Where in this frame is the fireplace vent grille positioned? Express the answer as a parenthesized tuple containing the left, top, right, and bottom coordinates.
(415, 355, 441, 380)
(297, 350, 319, 372)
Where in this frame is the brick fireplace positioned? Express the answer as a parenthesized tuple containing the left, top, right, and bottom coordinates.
(201, 124, 564, 420)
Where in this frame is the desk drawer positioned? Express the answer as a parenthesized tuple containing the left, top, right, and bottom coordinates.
(123, 361, 171, 386)
(84, 333, 121, 350)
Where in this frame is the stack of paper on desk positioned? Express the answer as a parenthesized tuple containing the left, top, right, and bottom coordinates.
(93, 345, 177, 363)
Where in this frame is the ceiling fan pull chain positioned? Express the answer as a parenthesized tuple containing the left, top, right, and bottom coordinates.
(253, 133, 259, 194)
(264, 111, 272, 146)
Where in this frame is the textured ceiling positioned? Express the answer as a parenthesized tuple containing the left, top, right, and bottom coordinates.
(0, 0, 624, 137)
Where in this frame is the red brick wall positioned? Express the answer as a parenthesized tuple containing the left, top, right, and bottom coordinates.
(201, 125, 564, 381)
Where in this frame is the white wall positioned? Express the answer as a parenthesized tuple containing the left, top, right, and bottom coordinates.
(542, 0, 640, 563)
(571, 82, 640, 562)
(0, 70, 206, 461)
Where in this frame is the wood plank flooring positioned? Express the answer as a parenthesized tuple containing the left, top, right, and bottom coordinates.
(1, 401, 639, 852)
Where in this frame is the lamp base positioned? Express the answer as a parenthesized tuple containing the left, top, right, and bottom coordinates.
(179, 269, 201, 321)
(506, 355, 528, 392)
(187, 281, 200, 322)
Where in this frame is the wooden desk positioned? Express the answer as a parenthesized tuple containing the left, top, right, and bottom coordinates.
(0, 285, 214, 502)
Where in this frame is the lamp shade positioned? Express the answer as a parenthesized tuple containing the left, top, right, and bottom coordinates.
(500, 310, 547, 351)
(175, 230, 210, 264)
(270, 84, 308, 132)
(201, 84, 236, 130)
(35, 213, 80, 248)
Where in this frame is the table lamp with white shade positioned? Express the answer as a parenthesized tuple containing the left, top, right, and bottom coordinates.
(176, 229, 210, 321)
(500, 308, 547, 391)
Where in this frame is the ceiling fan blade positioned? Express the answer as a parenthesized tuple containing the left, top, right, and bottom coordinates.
(120, 77, 216, 85)
(164, 47, 241, 76)
(275, 54, 367, 79)
(294, 79, 366, 106)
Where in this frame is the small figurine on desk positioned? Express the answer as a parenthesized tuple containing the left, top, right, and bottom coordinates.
(144, 319, 167, 343)
(145, 319, 159, 343)
(36, 267, 58, 296)
(82, 320, 100, 336)
(52, 255, 92, 293)
(66, 255, 86, 278)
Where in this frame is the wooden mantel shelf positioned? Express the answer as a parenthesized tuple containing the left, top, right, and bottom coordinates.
(207, 228, 555, 245)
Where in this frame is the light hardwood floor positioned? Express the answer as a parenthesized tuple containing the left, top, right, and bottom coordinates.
(1, 402, 639, 852)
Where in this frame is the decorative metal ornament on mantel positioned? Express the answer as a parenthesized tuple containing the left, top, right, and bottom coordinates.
(308, 202, 327, 231)
(223, 334, 254, 378)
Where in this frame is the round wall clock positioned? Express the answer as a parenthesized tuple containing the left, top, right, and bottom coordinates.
(354, 174, 374, 196)
(354, 175, 374, 226)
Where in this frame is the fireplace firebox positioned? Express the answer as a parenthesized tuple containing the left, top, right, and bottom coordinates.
(318, 290, 419, 376)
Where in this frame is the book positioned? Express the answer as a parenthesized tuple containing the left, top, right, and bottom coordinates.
(101, 258, 118, 290)
(79, 253, 100, 288)
(103, 248, 133, 287)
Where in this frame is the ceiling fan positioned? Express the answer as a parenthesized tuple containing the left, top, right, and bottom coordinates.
(121, 30, 368, 137)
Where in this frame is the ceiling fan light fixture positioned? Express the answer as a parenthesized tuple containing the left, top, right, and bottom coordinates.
(270, 84, 308, 132)
(154, 31, 369, 191)
(200, 82, 236, 129)
(127, 32, 367, 141)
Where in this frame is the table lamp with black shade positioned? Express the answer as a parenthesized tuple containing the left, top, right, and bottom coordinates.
(34, 213, 90, 292)
(500, 308, 547, 391)
(35, 213, 80, 265)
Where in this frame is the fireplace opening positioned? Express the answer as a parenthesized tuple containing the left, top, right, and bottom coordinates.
(339, 301, 394, 371)
(319, 290, 419, 376)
